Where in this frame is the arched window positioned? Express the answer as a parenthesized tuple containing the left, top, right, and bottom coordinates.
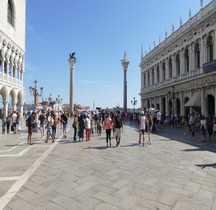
(169, 57, 172, 78)
(8, 0, 14, 26)
(195, 42, 200, 69)
(176, 54, 180, 76)
(207, 35, 213, 62)
(185, 48, 189, 73)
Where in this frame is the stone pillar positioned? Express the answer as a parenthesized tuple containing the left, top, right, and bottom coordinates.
(141, 72, 144, 90)
(149, 68, 152, 86)
(121, 53, 129, 113)
(68, 58, 76, 114)
(3, 100, 9, 117)
(165, 58, 169, 80)
(159, 62, 163, 83)
(172, 54, 177, 78)
(180, 49, 185, 75)
(154, 65, 157, 84)
(166, 95, 169, 114)
(214, 30, 216, 60)
(201, 88, 205, 116)
(203, 35, 207, 65)
(215, 86, 216, 116)
(190, 44, 194, 72)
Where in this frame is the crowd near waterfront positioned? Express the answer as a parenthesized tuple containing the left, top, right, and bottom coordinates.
(1, 108, 216, 146)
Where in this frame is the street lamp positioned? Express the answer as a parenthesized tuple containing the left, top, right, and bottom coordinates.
(131, 97, 137, 113)
(29, 80, 43, 107)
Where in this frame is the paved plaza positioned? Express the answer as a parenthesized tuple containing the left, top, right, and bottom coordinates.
(0, 120, 216, 210)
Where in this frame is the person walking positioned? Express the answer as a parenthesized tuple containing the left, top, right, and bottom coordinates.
(1, 111, 6, 134)
(39, 110, 46, 139)
(45, 113, 54, 143)
(51, 111, 57, 142)
(72, 114, 78, 141)
(138, 111, 146, 146)
(27, 111, 36, 145)
(6, 112, 11, 134)
(11, 111, 17, 134)
(114, 110, 123, 147)
(78, 115, 85, 141)
(200, 115, 207, 143)
(61, 111, 68, 139)
(103, 113, 113, 147)
(146, 112, 153, 145)
(85, 114, 91, 141)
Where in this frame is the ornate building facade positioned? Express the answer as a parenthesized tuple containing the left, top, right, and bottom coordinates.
(0, 0, 26, 116)
(140, 0, 216, 117)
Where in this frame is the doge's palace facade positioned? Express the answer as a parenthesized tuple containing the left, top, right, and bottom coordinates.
(0, 0, 26, 116)
(140, 0, 216, 117)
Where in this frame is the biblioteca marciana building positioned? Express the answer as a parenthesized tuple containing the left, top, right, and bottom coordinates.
(140, 0, 216, 117)
(0, 0, 26, 116)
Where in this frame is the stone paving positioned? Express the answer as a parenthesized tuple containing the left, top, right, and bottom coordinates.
(0, 120, 216, 210)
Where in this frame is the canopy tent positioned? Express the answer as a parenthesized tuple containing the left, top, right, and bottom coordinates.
(184, 93, 201, 107)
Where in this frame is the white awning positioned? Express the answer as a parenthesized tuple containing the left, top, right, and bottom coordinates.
(185, 93, 201, 107)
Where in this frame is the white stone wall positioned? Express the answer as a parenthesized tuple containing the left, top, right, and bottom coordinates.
(0, 0, 26, 50)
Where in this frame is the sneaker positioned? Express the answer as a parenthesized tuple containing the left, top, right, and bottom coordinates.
(109, 142, 111, 147)
(138, 140, 141, 144)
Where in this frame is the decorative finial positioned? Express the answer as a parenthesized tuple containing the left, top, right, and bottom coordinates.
(172, 24, 174, 33)
(180, 17, 182, 27)
(159, 36, 161, 43)
(189, 9, 191, 19)
(123, 51, 127, 59)
(141, 45, 144, 58)
(200, 0, 203, 9)
(165, 31, 167, 39)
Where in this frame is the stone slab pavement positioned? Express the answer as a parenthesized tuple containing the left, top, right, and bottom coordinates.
(0, 120, 216, 210)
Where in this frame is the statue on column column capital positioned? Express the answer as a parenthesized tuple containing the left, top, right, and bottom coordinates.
(69, 52, 76, 61)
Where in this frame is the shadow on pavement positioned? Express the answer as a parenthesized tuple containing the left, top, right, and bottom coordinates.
(195, 163, 216, 169)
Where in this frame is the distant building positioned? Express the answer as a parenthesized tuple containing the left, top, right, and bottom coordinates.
(0, 0, 26, 116)
(140, 0, 216, 116)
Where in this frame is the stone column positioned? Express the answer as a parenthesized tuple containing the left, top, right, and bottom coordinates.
(141, 72, 144, 90)
(215, 86, 216, 116)
(159, 61, 163, 83)
(201, 88, 205, 116)
(154, 65, 157, 84)
(214, 30, 216, 60)
(149, 68, 152, 86)
(68, 58, 76, 114)
(165, 58, 169, 80)
(121, 53, 129, 113)
(3, 100, 8, 117)
(172, 54, 177, 78)
(180, 49, 185, 76)
(190, 43, 194, 72)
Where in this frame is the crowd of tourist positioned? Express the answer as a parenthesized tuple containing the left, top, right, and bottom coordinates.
(1, 108, 216, 146)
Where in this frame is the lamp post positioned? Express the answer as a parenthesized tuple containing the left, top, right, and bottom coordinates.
(121, 51, 130, 113)
(131, 97, 137, 113)
(29, 80, 43, 107)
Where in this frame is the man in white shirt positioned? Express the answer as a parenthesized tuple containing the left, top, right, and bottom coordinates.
(11, 111, 17, 134)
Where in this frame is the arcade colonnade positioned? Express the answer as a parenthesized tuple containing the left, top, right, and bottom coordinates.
(140, 0, 216, 117)
(0, 32, 25, 116)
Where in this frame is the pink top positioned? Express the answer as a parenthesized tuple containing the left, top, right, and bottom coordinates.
(104, 117, 112, 129)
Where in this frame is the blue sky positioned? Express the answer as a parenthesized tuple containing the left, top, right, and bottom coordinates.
(24, 0, 212, 110)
